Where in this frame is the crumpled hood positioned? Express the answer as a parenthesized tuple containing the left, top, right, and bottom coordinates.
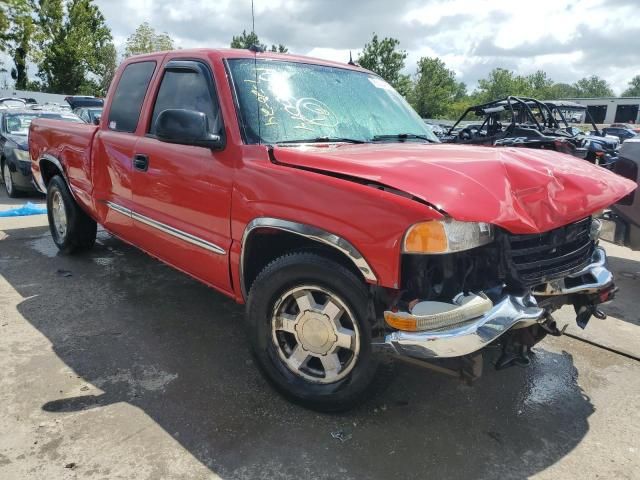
(272, 143, 637, 234)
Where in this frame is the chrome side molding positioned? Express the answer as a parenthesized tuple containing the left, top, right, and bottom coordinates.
(104, 201, 226, 255)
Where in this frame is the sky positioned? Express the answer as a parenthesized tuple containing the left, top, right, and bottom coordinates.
(3, 0, 639, 94)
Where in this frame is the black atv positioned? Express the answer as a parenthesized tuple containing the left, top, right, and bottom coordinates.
(442, 96, 617, 168)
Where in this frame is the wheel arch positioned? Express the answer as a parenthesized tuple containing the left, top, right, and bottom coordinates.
(38, 154, 67, 190)
(239, 218, 377, 300)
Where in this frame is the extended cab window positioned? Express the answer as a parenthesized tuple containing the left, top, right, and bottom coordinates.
(108, 61, 156, 133)
(149, 62, 221, 135)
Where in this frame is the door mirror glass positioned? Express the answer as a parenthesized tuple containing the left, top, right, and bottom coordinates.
(155, 109, 222, 149)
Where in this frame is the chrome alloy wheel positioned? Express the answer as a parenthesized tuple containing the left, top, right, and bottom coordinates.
(271, 286, 361, 383)
(51, 190, 68, 239)
(2, 163, 13, 195)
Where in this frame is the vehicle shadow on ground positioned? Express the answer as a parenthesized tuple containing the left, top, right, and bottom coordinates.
(3, 229, 595, 480)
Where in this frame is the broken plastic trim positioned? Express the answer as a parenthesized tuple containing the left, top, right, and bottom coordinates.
(384, 293, 494, 332)
(378, 294, 544, 359)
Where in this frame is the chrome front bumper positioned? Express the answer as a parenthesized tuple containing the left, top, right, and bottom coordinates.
(377, 247, 614, 360)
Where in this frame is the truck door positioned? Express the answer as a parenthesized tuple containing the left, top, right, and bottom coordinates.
(129, 59, 233, 293)
(93, 60, 157, 239)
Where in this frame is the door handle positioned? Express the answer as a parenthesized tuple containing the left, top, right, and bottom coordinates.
(133, 154, 149, 172)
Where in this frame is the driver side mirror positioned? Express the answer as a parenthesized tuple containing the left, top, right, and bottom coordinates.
(92, 116, 101, 126)
(155, 109, 223, 150)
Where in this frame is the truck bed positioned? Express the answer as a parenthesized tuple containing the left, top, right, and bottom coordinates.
(30, 118, 99, 210)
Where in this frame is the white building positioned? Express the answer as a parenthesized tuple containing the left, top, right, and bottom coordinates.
(560, 97, 640, 125)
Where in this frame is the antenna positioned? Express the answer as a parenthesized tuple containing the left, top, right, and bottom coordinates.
(251, 0, 255, 35)
(348, 51, 356, 66)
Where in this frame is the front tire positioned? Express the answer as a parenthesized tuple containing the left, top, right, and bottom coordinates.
(47, 175, 97, 254)
(246, 251, 380, 412)
(2, 160, 19, 198)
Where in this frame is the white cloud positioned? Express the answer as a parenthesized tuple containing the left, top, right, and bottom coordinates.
(6, 0, 639, 94)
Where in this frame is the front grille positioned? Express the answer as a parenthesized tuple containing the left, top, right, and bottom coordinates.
(505, 217, 594, 287)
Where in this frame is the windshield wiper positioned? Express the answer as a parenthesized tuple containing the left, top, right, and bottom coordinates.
(274, 136, 367, 145)
(372, 133, 436, 143)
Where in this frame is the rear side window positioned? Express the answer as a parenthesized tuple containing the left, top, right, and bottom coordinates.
(149, 63, 220, 136)
(108, 61, 156, 133)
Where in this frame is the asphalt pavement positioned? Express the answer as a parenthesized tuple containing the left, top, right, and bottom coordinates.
(1, 190, 639, 480)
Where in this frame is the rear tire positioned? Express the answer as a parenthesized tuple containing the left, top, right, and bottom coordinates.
(246, 251, 380, 412)
(46, 175, 97, 254)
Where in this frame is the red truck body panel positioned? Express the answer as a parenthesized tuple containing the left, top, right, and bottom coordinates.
(30, 119, 99, 212)
(29, 48, 637, 304)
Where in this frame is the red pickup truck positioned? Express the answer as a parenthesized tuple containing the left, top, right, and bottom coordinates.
(29, 49, 635, 411)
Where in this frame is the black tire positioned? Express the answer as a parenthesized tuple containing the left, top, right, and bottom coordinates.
(246, 251, 380, 412)
(46, 175, 97, 254)
(2, 160, 19, 198)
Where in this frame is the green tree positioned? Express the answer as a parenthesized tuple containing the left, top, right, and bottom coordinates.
(0, 3, 10, 51)
(124, 22, 175, 57)
(357, 34, 410, 96)
(474, 68, 534, 103)
(572, 75, 614, 98)
(526, 70, 554, 99)
(230, 30, 288, 52)
(622, 75, 640, 97)
(36, 0, 115, 95)
(0, 0, 36, 90)
(547, 82, 578, 99)
(410, 57, 461, 118)
(95, 42, 117, 95)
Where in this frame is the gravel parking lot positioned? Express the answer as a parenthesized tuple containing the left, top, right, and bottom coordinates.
(1, 191, 639, 480)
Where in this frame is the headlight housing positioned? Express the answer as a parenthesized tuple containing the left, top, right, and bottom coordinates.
(12, 148, 30, 162)
(403, 219, 494, 254)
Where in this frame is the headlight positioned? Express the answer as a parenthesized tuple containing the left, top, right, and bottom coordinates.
(590, 217, 602, 241)
(403, 220, 494, 254)
(12, 148, 30, 162)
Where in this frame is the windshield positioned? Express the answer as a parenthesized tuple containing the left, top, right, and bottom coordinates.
(4, 112, 82, 135)
(228, 59, 438, 144)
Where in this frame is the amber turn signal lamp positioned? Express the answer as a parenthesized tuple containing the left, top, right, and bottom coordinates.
(403, 222, 447, 254)
(383, 311, 418, 332)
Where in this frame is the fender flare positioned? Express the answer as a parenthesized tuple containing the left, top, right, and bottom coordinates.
(239, 217, 378, 300)
(36, 154, 69, 194)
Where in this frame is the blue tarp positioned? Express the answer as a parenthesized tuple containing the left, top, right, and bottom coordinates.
(0, 202, 47, 217)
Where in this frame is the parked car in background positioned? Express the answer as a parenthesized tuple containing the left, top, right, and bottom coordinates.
(74, 106, 103, 125)
(610, 123, 640, 134)
(1, 109, 82, 197)
(603, 126, 637, 143)
(65, 95, 104, 110)
(0, 97, 27, 109)
(28, 49, 636, 411)
(567, 111, 582, 123)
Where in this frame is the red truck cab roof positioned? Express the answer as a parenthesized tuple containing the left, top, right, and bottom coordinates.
(121, 48, 370, 74)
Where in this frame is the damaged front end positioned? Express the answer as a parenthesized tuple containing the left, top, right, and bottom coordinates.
(375, 216, 615, 377)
